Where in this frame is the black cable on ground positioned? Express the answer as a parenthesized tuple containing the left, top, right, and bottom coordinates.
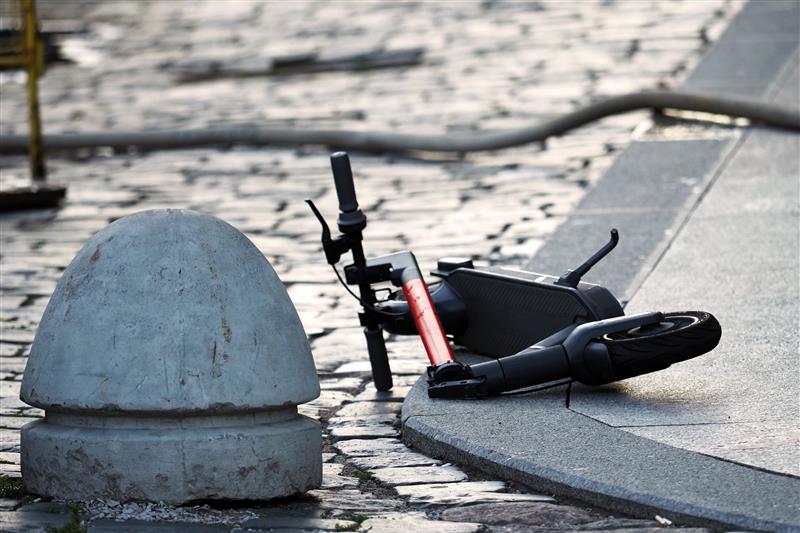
(0, 91, 797, 155)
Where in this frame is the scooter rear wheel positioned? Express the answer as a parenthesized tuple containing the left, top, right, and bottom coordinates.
(597, 311, 721, 381)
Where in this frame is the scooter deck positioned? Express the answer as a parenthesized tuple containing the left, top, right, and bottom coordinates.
(446, 267, 594, 357)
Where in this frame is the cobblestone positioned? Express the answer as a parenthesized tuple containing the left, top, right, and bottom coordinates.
(395, 482, 555, 507)
(370, 465, 469, 486)
(239, 515, 357, 531)
(0, 510, 74, 532)
(361, 513, 481, 533)
(349, 451, 441, 471)
(441, 502, 602, 527)
(0, 0, 743, 531)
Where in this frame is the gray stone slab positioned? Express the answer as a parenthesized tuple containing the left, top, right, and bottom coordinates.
(682, 1, 799, 98)
(693, 89, 799, 216)
(335, 358, 427, 377)
(655, 208, 798, 271)
(395, 480, 553, 506)
(440, 501, 603, 527)
(333, 438, 406, 457)
(524, 140, 732, 302)
(334, 401, 400, 418)
(348, 450, 441, 470)
(320, 462, 358, 489)
(326, 413, 397, 429)
(623, 421, 800, 477)
(303, 488, 403, 514)
(569, 140, 729, 212)
(369, 465, 468, 485)
(401, 379, 800, 532)
(360, 513, 480, 533)
(329, 424, 398, 440)
(721, 0, 800, 41)
(318, 376, 361, 391)
(683, 41, 799, 98)
(240, 516, 356, 531)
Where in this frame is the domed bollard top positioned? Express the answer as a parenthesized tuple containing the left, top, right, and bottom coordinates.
(20, 209, 321, 503)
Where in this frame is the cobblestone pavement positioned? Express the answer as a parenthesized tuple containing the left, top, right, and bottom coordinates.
(0, 1, 742, 531)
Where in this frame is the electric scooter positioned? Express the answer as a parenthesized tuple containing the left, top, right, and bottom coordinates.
(306, 152, 721, 399)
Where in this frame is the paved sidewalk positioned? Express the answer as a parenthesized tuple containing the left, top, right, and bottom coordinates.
(403, 1, 799, 531)
(573, 55, 799, 478)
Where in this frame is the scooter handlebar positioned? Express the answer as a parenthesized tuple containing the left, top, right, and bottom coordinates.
(330, 152, 359, 213)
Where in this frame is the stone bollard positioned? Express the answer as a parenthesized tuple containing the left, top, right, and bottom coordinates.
(19, 209, 321, 503)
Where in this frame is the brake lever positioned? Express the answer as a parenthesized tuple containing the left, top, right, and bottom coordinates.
(305, 199, 331, 243)
(305, 198, 351, 266)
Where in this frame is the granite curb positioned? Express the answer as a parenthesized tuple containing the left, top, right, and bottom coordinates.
(401, 1, 800, 530)
(401, 384, 800, 532)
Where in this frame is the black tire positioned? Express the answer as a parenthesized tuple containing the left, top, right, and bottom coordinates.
(596, 311, 721, 382)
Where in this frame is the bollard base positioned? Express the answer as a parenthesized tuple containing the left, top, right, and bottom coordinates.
(21, 410, 321, 503)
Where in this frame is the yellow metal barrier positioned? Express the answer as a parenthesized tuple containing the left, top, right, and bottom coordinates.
(0, 0, 46, 180)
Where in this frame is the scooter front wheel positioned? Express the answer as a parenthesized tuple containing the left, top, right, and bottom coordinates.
(597, 311, 721, 381)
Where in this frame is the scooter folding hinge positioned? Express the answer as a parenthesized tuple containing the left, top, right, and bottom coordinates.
(425, 360, 487, 399)
(427, 377, 488, 399)
(426, 360, 472, 383)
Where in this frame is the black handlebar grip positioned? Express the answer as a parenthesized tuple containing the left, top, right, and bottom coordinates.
(364, 326, 393, 391)
(330, 152, 359, 213)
